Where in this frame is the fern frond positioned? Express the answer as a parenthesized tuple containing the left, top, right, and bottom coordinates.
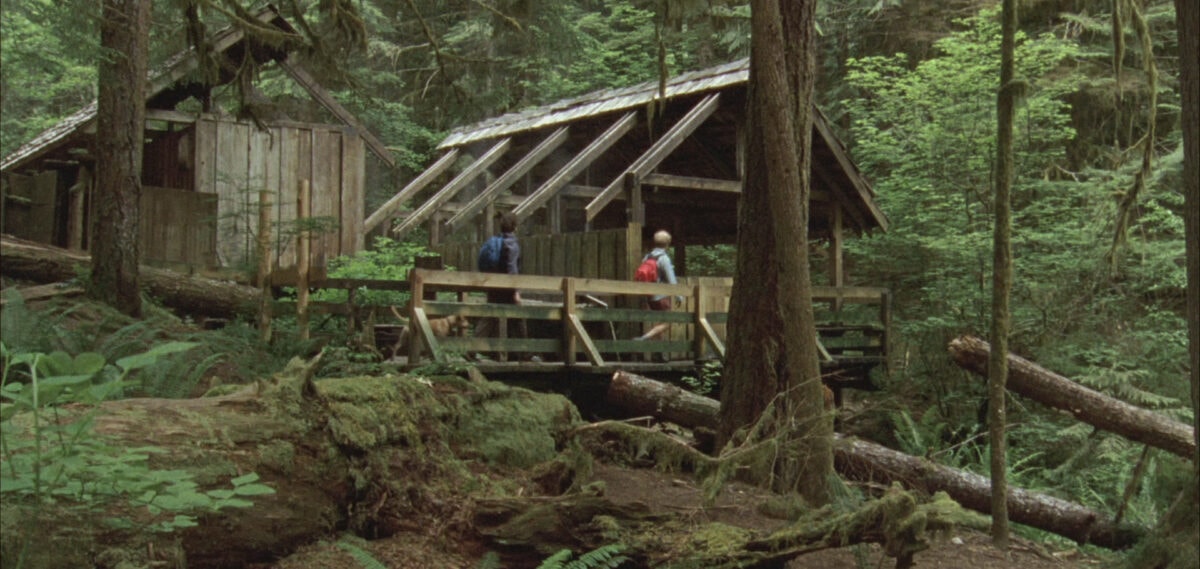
(537, 549, 573, 569)
(569, 544, 628, 569)
(336, 536, 387, 569)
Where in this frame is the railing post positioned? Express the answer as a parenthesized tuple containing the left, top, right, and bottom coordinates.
(879, 289, 892, 376)
(408, 268, 425, 363)
(562, 277, 577, 365)
(693, 284, 705, 361)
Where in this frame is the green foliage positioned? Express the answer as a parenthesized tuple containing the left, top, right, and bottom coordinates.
(680, 360, 722, 396)
(312, 236, 436, 307)
(842, 4, 1189, 529)
(537, 544, 628, 569)
(336, 534, 388, 569)
(0, 341, 272, 548)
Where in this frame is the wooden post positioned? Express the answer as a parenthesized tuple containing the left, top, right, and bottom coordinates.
(67, 167, 91, 250)
(563, 277, 577, 365)
(408, 268, 425, 363)
(297, 180, 311, 342)
(428, 212, 442, 246)
(624, 172, 644, 225)
(693, 284, 705, 360)
(829, 204, 844, 316)
(484, 202, 496, 237)
(257, 189, 273, 344)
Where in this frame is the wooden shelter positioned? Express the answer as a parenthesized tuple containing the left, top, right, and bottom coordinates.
(369, 58, 886, 285)
(0, 5, 392, 277)
(369, 60, 891, 381)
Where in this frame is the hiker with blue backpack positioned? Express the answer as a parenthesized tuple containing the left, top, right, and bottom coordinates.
(633, 230, 683, 343)
(474, 212, 528, 359)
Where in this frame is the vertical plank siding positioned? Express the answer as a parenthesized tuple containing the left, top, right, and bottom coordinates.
(139, 186, 217, 266)
(186, 117, 364, 273)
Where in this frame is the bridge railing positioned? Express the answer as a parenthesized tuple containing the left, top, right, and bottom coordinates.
(406, 268, 890, 370)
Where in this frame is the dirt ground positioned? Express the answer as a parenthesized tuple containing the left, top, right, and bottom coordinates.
(272, 461, 1106, 569)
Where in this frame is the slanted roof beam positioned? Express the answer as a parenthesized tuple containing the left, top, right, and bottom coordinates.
(586, 93, 720, 221)
(812, 109, 888, 231)
(277, 56, 395, 168)
(511, 112, 637, 222)
(363, 149, 459, 234)
(391, 139, 511, 238)
(445, 127, 569, 232)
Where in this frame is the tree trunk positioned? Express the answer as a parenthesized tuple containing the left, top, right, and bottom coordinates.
(720, 0, 831, 503)
(948, 335, 1195, 459)
(2, 235, 261, 319)
(988, 0, 1018, 548)
(1174, 0, 1198, 479)
(606, 371, 1144, 549)
(90, 0, 150, 317)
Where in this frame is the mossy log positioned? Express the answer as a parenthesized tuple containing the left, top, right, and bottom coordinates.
(0, 234, 260, 318)
(0, 357, 582, 568)
(605, 371, 1145, 549)
(948, 335, 1195, 459)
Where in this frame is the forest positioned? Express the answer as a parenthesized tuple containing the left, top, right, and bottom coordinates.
(0, 0, 1197, 568)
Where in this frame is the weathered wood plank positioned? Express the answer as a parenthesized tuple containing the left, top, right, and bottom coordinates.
(340, 133, 365, 255)
(392, 139, 511, 239)
(363, 149, 459, 234)
(446, 127, 569, 231)
(512, 112, 636, 222)
(311, 128, 341, 264)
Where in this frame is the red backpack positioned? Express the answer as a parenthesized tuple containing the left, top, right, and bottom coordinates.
(634, 253, 660, 283)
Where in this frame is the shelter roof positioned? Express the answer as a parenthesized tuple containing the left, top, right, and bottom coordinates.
(1, 4, 392, 172)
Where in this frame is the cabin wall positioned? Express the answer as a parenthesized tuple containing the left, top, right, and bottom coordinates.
(0, 171, 57, 244)
(191, 116, 365, 272)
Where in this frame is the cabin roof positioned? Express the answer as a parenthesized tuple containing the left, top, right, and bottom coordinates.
(1, 4, 392, 173)
(439, 59, 751, 149)
(379, 58, 887, 240)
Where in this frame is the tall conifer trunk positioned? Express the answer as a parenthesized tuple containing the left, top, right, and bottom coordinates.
(988, 0, 1018, 549)
(90, 0, 150, 317)
(717, 0, 832, 504)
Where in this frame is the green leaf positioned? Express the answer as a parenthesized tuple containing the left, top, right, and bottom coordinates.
(206, 489, 234, 500)
(116, 342, 200, 372)
(233, 483, 275, 496)
(214, 497, 255, 509)
(230, 472, 261, 486)
(72, 352, 107, 375)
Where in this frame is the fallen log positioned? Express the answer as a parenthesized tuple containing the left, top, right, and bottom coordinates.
(948, 335, 1195, 459)
(1, 234, 260, 319)
(0, 358, 582, 568)
(605, 370, 1145, 549)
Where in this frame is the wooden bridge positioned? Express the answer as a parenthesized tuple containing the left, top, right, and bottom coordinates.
(393, 269, 890, 388)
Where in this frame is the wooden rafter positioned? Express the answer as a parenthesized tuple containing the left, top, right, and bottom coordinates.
(586, 93, 720, 221)
(363, 149, 459, 234)
(391, 139, 511, 238)
(641, 173, 741, 193)
(276, 56, 395, 168)
(511, 112, 637, 222)
(445, 127, 569, 232)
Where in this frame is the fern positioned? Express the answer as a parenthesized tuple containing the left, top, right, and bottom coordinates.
(336, 535, 387, 569)
(537, 545, 628, 569)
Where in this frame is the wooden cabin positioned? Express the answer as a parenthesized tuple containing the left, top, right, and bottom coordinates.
(0, 5, 393, 279)
(368, 60, 891, 383)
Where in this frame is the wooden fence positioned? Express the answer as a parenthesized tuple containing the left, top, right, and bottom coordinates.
(404, 269, 890, 376)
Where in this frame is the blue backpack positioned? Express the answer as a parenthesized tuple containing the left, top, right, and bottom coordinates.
(477, 235, 504, 272)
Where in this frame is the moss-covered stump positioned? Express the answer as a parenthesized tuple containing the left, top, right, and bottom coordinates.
(0, 357, 581, 569)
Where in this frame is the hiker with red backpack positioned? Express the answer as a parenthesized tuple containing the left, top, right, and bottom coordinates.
(634, 230, 683, 342)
